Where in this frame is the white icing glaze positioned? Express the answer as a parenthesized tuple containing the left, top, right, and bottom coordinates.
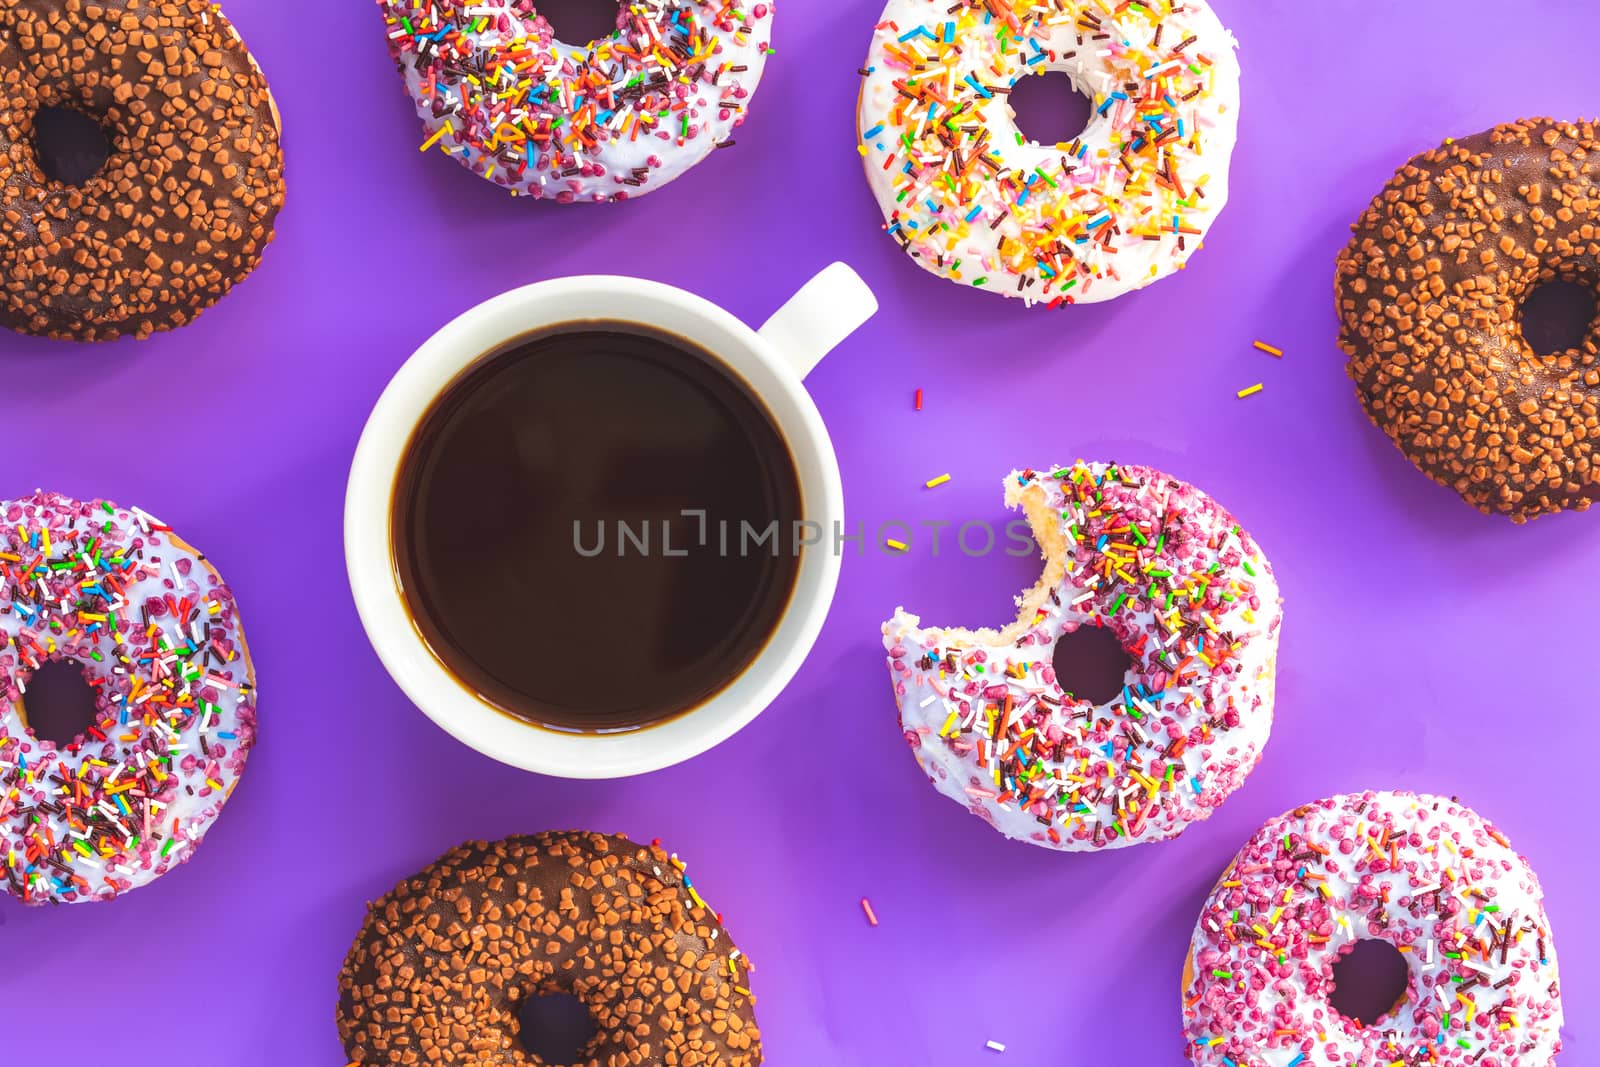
(883, 462, 1281, 850)
(858, 0, 1240, 303)
(0, 493, 256, 904)
(381, 0, 774, 202)
(1185, 791, 1562, 1067)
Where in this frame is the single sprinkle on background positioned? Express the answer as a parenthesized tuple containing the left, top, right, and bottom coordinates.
(885, 539, 909, 553)
(1237, 383, 1263, 399)
(986, 1040, 1007, 1052)
(861, 898, 878, 926)
(925, 474, 951, 489)
(1253, 340, 1284, 357)
(914, 388, 924, 411)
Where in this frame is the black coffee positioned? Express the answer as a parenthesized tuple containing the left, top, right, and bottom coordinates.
(392, 323, 803, 733)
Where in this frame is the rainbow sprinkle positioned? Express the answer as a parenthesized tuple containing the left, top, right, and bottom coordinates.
(858, 0, 1239, 303)
(379, 0, 774, 202)
(0, 493, 258, 905)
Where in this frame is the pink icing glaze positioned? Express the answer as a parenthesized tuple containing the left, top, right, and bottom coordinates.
(1184, 791, 1562, 1067)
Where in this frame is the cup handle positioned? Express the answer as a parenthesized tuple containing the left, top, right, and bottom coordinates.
(758, 263, 879, 380)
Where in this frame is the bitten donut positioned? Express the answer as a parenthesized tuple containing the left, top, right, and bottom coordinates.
(883, 462, 1281, 851)
(1184, 791, 1563, 1067)
(857, 0, 1241, 304)
(0, 492, 257, 904)
(338, 832, 762, 1066)
(1337, 118, 1600, 521)
(0, 0, 285, 342)
(379, 1, 774, 203)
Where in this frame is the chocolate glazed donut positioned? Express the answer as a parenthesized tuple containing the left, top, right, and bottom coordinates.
(0, 0, 285, 342)
(1337, 118, 1600, 521)
(338, 833, 762, 1066)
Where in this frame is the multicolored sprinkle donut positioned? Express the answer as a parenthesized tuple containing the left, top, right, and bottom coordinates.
(378, 0, 775, 203)
(0, 493, 256, 905)
(882, 462, 1281, 850)
(1183, 791, 1563, 1067)
(857, 0, 1241, 304)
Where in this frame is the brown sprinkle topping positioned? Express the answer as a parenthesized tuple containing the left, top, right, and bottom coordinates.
(1336, 117, 1600, 522)
(336, 832, 762, 1066)
(0, 0, 285, 342)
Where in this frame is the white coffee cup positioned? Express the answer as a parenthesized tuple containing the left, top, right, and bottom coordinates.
(345, 264, 877, 778)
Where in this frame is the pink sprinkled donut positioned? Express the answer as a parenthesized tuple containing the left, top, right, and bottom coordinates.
(378, 1, 775, 203)
(1184, 791, 1563, 1067)
(883, 461, 1282, 850)
(0, 493, 257, 905)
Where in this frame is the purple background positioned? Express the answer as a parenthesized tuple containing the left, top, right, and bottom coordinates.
(2, 1, 1594, 1062)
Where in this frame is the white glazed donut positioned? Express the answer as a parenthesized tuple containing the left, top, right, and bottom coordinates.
(883, 462, 1281, 850)
(857, 0, 1241, 304)
(379, 0, 775, 203)
(0, 493, 257, 904)
(1184, 791, 1563, 1067)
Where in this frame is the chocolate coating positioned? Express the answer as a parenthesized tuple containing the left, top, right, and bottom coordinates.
(0, 0, 285, 342)
(337, 832, 763, 1066)
(1336, 118, 1600, 521)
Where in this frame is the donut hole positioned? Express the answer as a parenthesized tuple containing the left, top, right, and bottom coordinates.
(1329, 939, 1410, 1027)
(1520, 278, 1598, 356)
(17, 658, 102, 749)
(534, 0, 623, 47)
(1051, 624, 1134, 705)
(516, 990, 597, 1064)
(33, 105, 112, 186)
(1008, 71, 1095, 148)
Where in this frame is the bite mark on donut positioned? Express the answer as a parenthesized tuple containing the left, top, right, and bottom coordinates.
(883, 462, 1283, 852)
